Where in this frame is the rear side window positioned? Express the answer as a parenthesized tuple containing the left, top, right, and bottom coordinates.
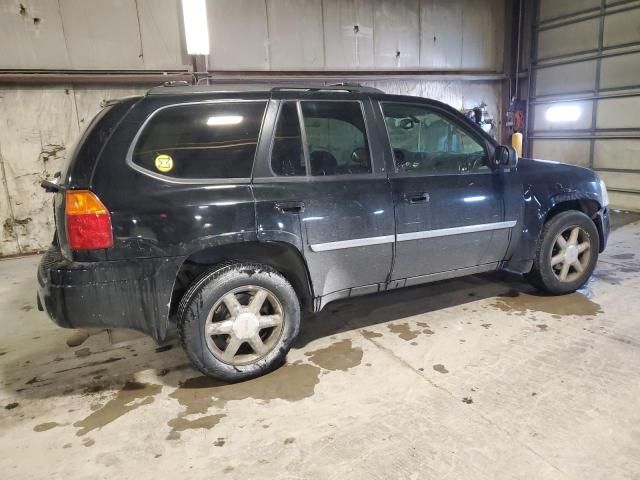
(131, 101, 267, 179)
(301, 101, 372, 176)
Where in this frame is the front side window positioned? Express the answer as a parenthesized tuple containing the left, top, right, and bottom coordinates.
(301, 101, 372, 176)
(381, 103, 489, 175)
(131, 101, 267, 179)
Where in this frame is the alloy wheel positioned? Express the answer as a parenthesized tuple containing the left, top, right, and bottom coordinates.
(204, 285, 285, 365)
(550, 225, 592, 283)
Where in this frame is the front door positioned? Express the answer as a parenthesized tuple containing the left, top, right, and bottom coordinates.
(378, 101, 513, 281)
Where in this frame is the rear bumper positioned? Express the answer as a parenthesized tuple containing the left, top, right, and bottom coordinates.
(595, 206, 610, 253)
(37, 246, 182, 341)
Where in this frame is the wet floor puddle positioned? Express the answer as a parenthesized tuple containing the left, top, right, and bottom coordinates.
(387, 322, 434, 341)
(491, 290, 602, 317)
(167, 362, 321, 439)
(29, 338, 365, 441)
(73, 381, 162, 436)
(304, 339, 362, 371)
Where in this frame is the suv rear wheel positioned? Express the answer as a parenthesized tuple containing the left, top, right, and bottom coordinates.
(178, 262, 300, 382)
(526, 210, 599, 295)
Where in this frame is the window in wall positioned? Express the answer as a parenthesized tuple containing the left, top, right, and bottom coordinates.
(301, 101, 372, 176)
(381, 103, 489, 175)
(131, 101, 267, 179)
(270, 102, 306, 176)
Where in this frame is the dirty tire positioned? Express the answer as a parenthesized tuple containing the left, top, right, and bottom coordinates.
(178, 262, 300, 382)
(526, 210, 599, 295)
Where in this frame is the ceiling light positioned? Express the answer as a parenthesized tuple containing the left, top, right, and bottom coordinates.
(545, 105, 581, 123)
(182, 0, 210, 55)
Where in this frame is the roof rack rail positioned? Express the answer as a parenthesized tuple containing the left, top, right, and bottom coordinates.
(271, 83, 383, 94)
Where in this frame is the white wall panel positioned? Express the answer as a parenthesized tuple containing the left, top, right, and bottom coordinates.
(537, 18, 599, 59)
(598, 171, 640, 193)
(208, 0, 270, 70)
(597, 97, 640, 129)
(373, 0, 420, 68)
(137, 0, 186, 70)
(539, 0, 600, 22)
(0, 0, 506, 73)
(600, 52, 640, 90)
(322, 0, 375, 69)
(0, 151, 20, 256)
(267, 0, 325, 69)
(420, 0, 463, 69)
(58, 0, 144, 69)
(608, 191, 640, 211)
(532, 139, 591, 166)
(594, 140, 640, 170)
(603, 8, 640, 48)
(535, 60, 597, 96)
(461, 0, 504, 71)
(0, 0, 70, 69)
(0, 87, 79, 254)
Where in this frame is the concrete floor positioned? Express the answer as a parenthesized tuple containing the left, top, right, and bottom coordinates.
(1, 215, 639, 480)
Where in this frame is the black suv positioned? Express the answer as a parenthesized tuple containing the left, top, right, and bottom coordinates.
(38, 84, 610, 381)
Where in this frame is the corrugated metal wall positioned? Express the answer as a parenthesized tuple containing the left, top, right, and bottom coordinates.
(0, 0, 506, 256)
(1, 0, 504, 72)
(208, 0, 504, 71)
(529, 0, 640, 211)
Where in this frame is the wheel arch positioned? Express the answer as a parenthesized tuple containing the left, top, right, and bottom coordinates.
(170, 241, 314, 319)
(543, 197, 605, 252)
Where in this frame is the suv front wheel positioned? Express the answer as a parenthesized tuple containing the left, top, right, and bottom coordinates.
(526, 210, 599, 295)
(178, 262, 300, 382)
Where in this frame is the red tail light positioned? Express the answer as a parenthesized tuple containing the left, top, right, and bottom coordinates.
(65, 190, 113, 250)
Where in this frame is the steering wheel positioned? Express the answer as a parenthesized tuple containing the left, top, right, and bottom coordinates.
(456, 153, 484, 173)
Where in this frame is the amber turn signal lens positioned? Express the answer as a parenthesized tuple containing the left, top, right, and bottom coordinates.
(65, 190, 109, 216)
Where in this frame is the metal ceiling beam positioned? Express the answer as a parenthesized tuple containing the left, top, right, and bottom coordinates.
(0, 69, 506, 86)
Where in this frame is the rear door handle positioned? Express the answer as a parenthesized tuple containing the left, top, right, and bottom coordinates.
(403, 192, 430, 204)
(274, 201, 305, 213)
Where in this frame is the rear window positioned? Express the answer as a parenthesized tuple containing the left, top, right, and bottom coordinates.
(131, 101, 267, 179)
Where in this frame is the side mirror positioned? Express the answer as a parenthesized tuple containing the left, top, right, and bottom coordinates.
(494, 145, 518, 170)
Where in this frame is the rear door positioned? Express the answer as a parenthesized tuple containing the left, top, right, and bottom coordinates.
(377, 101, 513, 281)
(253, 94, 395, 303)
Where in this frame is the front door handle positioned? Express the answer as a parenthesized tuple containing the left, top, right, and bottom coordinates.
(274, 201, 305, 214)
(403, 192, 430, 204)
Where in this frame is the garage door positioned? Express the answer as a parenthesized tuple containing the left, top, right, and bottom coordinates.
(528, 0, 640, 211)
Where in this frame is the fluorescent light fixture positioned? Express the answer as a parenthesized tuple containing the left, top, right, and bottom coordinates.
(182, 0, 210, 55)
(206, 115, 243, 126)
(464, 196, 486, 203)
(545, 105, 581, 123)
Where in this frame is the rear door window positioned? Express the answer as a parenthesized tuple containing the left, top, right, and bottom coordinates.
(131, 101, 267, 179)
(300, 101, 372, 176)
